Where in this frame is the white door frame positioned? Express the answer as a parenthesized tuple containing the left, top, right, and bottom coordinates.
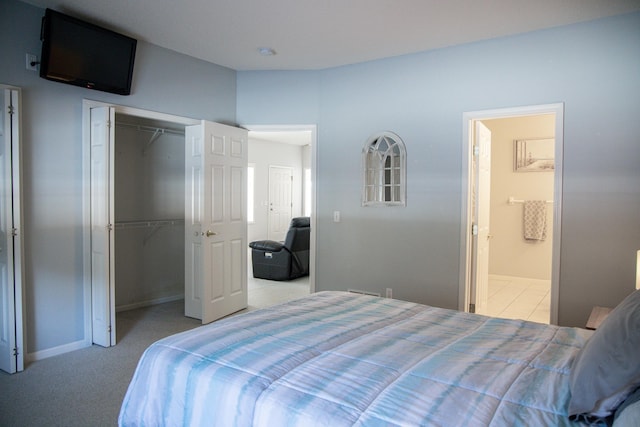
(459, 103, 564, 325)
(245, 124, 317, 294)
(82, 100, 198, 345)
(0, 85, 25, 373)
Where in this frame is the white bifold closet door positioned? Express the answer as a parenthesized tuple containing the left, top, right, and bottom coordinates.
(0, 87, 24, 373)
(90, 106, 116, 347)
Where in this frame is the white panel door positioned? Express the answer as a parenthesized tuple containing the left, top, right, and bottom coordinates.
(471, 121, 492, 314)
(268, 166, 293, 242)
(90, 107, 115, 346)
(0, 88, 23, 373)
(185, 121, 248, 324)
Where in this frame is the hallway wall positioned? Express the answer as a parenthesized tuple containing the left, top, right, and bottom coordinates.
(248, 139, 304, 243)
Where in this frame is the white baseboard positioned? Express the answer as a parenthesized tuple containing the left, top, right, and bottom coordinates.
(28, 294, 183, 363)
(116, 294, 184, 312)
(26, 338, 91, 363)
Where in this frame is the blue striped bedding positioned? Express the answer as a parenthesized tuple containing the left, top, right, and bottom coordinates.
(119, 291, 594, 426)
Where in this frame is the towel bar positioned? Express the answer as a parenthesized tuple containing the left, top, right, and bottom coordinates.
(508, 196, 553, 205)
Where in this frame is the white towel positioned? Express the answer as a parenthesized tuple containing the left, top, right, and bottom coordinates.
(523, 200, 547, 241)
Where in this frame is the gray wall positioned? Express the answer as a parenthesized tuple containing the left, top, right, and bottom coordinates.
(237, 11, 640, 327)
(0, 0, 237, 354)
(248, 139, 304, 243)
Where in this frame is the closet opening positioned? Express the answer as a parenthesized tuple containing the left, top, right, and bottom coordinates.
(83, 101, 200, 347)
(84, 101, 316, 348)
(113, 114, 187, 316)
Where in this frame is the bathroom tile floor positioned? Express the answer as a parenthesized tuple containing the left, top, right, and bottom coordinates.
(481, 275, 551, 324)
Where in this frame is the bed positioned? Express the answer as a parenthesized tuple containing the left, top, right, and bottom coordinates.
(119, 290, 640, 426)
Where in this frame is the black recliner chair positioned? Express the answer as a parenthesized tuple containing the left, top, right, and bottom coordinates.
(249, 217, 310, 281)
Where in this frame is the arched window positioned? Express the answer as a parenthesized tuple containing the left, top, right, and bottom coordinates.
(362, 132, 406, 206)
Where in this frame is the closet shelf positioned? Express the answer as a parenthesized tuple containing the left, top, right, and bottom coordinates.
(114, 219, 184, 229)
(116, 122, 185, 137)
(115, 219, 185, 245)
(116, 121, 185, 155)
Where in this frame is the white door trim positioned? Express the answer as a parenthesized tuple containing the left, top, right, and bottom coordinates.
(459, 103, 564, 325)
(245, 124, 318, 294)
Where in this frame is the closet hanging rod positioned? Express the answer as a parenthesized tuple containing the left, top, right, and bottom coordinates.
(114, 219, 184, 229)
(116, 121, 185, 136)
(508, 196, 553, 205)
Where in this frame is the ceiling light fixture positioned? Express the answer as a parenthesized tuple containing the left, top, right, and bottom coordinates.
(257, 47, 277, 56)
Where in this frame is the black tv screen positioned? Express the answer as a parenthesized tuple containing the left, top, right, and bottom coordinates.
(40, 9, 137, 95)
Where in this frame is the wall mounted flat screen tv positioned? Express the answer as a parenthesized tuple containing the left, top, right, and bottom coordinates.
(40, 8, 137, 95)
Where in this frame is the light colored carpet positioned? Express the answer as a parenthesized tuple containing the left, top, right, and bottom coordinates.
(0, 300, 201, 426)
(0, 276, 309, 427)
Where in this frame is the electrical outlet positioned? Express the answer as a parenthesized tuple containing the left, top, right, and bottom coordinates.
(26, 53, 38, 71)
(385, 288, 392, 298)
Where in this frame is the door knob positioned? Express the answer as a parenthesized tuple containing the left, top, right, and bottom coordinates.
(205, 230, 217, 237)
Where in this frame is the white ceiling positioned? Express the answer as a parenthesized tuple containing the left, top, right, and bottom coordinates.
(23, 0, 640, 71)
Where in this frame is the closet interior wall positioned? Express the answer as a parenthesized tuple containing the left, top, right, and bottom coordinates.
(114, 113, 186, 311)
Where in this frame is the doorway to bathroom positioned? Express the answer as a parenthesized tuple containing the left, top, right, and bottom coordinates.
(460, 103, 564, 325)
